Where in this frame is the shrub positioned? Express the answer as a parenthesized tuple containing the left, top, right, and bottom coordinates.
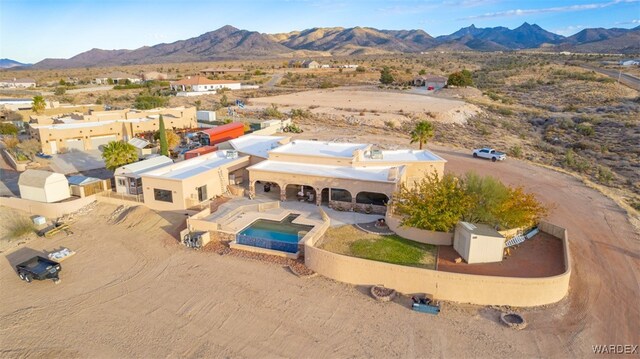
(510, 145, 523, 158)
(576, 123, 595, 136)
(0, 122, 18, 135)
(54, 87, 66, 95)
(447, 69, 473, 87)
(134, 94, 168, 110)
(264, 104, 284, 119)
(597, 166, 614, 185)
(8, 217, 35, 239)
(379, 66, 394, 85)
(356, 66, 366, 73)
(394, 173, 472, 232)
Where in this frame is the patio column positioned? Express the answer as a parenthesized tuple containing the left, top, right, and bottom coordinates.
(249, 181, 255, 200)
(351, 191, 357, 211)
(315, 187, 322, 206)
(280, 183, 287, 201)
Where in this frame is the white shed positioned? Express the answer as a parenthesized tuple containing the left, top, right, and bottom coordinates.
(18, 170, 70, 203)
(453, 222, 505, 264)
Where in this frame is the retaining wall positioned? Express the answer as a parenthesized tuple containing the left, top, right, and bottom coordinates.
(304, 220, 570, 307)
(0, 195, 97, 218)
(385, 214, 453, 245)
(1, 149, 28, 172)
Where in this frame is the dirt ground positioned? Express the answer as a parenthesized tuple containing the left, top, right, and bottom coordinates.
(1, 142, 638, 357)
(437, 232, 566, 278)
(248, 87, 481, 125)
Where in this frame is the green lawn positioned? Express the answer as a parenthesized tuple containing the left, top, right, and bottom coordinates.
(319, 225, 437, 269)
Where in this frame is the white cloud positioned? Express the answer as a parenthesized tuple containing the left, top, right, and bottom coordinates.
(554, 25, 586, 36)
(460, 0, 639, 20)
(615, 19, 640, 24)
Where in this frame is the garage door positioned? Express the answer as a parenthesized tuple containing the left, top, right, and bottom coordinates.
(65, 138, 84, 152)
(90, 135, 117, 151)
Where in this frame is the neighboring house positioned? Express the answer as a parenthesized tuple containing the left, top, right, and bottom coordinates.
(140, 150, 250, 211)
(0, 78, 36, 88)
(224, 134, 289, 159)
(619, 59, 640, 66)
(200, 68, 244, 76)
(170, 76, 241, 92)
(141, 71, 168, 81)
(288, 60, 320, 69)
(453, 222, 505, 264)
(114, 156, 173, 196)
(95, 72, 142, 85)
(128, 137, 158, 158)
(18, 170, 70, 203)
(28, 106, 197, 155)
(413, 75, 447, 89)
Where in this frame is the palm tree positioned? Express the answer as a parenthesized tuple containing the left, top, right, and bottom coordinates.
(101, 141, 138, 171)
(410, 120, 435, 150)
(32, 96, 46, 114)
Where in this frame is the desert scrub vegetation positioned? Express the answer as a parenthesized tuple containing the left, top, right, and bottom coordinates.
(7, 217, 36, 239)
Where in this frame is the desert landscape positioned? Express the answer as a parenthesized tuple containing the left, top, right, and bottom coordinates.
(1, 3, 640, 357)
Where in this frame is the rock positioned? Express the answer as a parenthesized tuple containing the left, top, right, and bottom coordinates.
(454, 257, 462, 264)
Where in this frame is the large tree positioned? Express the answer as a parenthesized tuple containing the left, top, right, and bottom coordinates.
(393, 173, 472, 232)
(409, 120, 435, 150)
(101, 141, 138, 171)
(154, 129, 180, 149)
(447, 69, 473, 87)
(158, 115, 169, 156)
(32, 96, 46, 114)
(379, 66, 394, 85)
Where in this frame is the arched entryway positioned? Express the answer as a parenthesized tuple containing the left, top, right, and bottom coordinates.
(285, 184, 319, 204)
(355, 191, 389, 214)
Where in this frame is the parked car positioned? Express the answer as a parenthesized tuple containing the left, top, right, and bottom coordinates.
(15, 256, 61, 283)
(427, 86, 435, 90)
(35, 152, 52, 159)
(472, 148, 507, 162)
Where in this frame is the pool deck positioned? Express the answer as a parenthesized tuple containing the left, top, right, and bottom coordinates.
(204, 196, 381, 235)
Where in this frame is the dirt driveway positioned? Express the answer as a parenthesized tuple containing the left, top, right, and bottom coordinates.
(0, 145, 638, 357)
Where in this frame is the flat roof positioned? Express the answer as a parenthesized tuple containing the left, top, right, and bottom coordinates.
(460, 222, 504, 238)
(30, 120, 116, 130)
(269, 140, 370, 158)
(362, 149, 446, 162)
(248, 160, 401, 183)
(142, 150, 244, 180)
(115, 156, 173, 176)
(229, 135, 287, 158)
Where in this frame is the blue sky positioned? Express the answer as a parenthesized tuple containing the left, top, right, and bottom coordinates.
(1, 0, 638, 63)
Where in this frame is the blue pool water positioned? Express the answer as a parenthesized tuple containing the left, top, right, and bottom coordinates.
(237, 214, 313, 253)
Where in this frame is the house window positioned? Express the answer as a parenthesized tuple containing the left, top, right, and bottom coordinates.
(154, 189, 173, 203)
(117, 179, 126, 186)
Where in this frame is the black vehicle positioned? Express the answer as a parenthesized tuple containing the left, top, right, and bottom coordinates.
(15, 256, 61, 283)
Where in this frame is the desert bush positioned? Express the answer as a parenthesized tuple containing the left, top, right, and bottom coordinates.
(597, 166, 614, 185)
(576, 123, 595, 136)
(384, 121, 396, 129)
(134, 94, 168, 110)
(510, 145, 523, 158)
(0, 122, 18, 135)
(264, 104, 284, 119)
(8, 217, 35, 239)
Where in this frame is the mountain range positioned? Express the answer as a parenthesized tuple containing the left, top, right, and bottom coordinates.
(18, 23, 640, 69)
(0, 58, 31, 69)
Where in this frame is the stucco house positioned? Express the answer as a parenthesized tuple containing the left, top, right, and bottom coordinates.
(170, 76, 241, 92)
(200, 68, 244, 76)
(114, 156, 173, 196)
(413, 75, 447, 89)
(18, 170, 70, 203)
(28, 106, 197, 155)
(0, 78, 36, 88)
(95, 72, 142, 85)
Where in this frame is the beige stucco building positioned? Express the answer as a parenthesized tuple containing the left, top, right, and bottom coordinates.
(246, 139, 446, 214)
(28, 107, 197, 154)
(140, 150, 249, 211)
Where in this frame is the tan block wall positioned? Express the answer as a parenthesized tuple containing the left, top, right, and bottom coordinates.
(305, 220, 570, 307)
(0, 196, 97, 218)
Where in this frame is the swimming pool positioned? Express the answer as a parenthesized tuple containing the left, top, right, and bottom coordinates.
(237, 214, 314, 253)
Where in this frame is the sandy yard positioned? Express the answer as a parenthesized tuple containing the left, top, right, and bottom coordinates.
(0, 141, 638, 357)
(248, 87, 481, 125)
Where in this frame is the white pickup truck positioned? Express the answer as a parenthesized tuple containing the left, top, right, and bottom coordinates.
(472, 148, 507, 162)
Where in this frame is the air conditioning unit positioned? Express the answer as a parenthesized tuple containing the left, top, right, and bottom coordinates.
(225, 150, 239, 159)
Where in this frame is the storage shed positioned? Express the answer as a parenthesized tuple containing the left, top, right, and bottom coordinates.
(453, 222, 505, 264)
(18, 170, 70, 203)
(68, 175, 109, 197)
(197, 122, 244, 146)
